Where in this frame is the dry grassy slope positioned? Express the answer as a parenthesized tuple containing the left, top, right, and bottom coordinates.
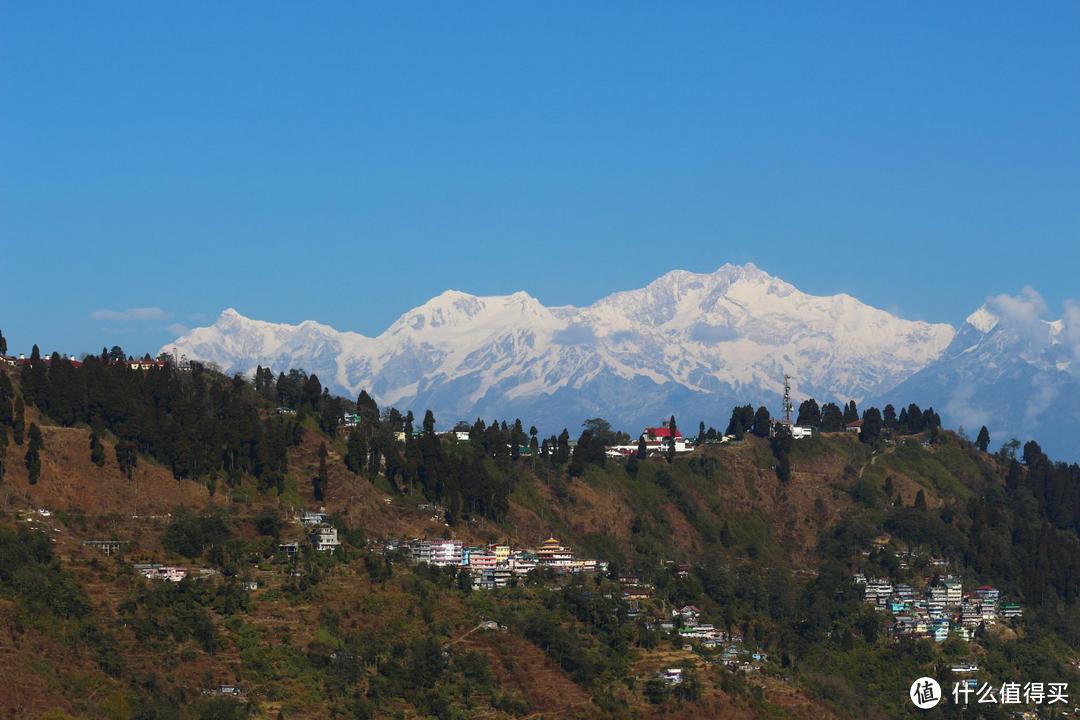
(260, 428, 992, 565)
(494, 434, 872, 566)
(0, 406, 1001, 720)
(2, 405, 214, 516)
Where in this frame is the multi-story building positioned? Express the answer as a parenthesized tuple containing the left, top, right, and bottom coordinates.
(537, 537, 575, 569)
(311, 525, 340, 553)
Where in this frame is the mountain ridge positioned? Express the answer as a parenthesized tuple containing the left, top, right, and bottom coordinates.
(164, 264, 955, 432)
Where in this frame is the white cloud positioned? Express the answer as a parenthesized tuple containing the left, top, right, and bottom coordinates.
(1062, 300, 1080, 373)
(985, 287, 1051, 350)
(91, 307, 168, 322)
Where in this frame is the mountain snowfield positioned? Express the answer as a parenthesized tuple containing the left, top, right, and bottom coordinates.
(164, 264, 962, 435)
(874, 297, 1080, 460)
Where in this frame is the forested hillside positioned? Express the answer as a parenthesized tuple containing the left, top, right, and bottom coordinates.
(2, 352, 1080, 719)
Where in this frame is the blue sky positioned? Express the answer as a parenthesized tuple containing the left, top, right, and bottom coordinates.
(2, 2, 1078, 357)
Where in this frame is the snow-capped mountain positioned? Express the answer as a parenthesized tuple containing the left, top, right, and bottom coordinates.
(163, 264, 956, 433)
(874, 298, 1080, 460)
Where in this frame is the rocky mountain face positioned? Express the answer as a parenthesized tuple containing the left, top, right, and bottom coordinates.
(164, 264, 957, 434)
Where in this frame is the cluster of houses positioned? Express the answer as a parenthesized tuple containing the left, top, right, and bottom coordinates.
(402, 536, 607, 589)
(856, 573, 1023, 642)
(0, 353, 168, 371)
(277, 509, 341, 556)
(647, 603, 766, 673)
(133, 563, 221, 582)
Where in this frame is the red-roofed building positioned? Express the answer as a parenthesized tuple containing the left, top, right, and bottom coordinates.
(644, 424, 683, 441)
(845, 419, 864, 434)
(641, 420, 689, 453)
(13, 354, 82, 369)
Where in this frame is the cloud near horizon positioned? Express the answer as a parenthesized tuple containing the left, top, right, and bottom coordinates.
(91, 307, 168, 322)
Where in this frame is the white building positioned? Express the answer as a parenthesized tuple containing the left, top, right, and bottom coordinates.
(311, 525, 340, 554)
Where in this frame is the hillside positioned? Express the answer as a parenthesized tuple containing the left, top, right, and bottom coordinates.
(3, 359, 1080, 719)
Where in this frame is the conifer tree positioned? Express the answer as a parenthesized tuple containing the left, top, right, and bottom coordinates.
(529, 426, 539, 454)
(860, 407, 883, 444)
(26, 422, 43, 484)
(726, 405, 755, 439)
(569, 430, 590, 476)
(0, 328, 6, 356)
(0, 372, 12, 426)
(313, 442, 329, 501)
(666, 416, 678, 463)
(796, 399, 821, 427)
(751, 406, 771, 438)
(346, 430, 366, 474)
(976, 425, 990, 452)
(116, 438, 138, 480)
(914, 489, 927, 511)
(820, 403, 844, 432)
(770, 423, 792, 482)
(89, 430, 106, 467)
(557, 429, 570, 463)
(843, 400, 859, 424)
(637, 435, 648, 459)
(13, 397, 25, 445)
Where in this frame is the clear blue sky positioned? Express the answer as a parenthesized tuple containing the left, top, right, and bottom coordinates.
(2, 2, 1078, 357)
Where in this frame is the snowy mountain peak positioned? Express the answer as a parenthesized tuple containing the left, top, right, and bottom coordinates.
(965, 306, 999, 333)
(165, 265, 956, 431)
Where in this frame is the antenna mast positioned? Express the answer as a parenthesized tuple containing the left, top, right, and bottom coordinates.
(783, 374, 793, 425)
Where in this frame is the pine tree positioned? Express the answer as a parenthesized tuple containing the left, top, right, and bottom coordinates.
(719, 520, 733, 547)
(569, 431, 591, 476)
(116, 438, 138, 480)
(557, 429, 570, 463)
(423, 410, 436, 435)
(89, 430, 106, 467)
(796, 399, 821, 427)
(820, 403, 844, 432)
(726, 405, 755, 439)
(976, 426, 990, 452)
(883, 404, 897, 429)
(13, 397, 25, 445)
(751, 407, 771, 438)
(860, 407, 883, 444)
(313, 442, 329, 500)
(666, 416, 678, 463)
(0, 328, 6, 356)
(843, 400, 859, 424)
(0, 372, 12, 426)
(770, 423, 793, 482)
(346, 430, 366, 474)
(529, 425, 539, 454)
(914, 489, 927, 511)
(698, 421, 706, 444)
(636, 435, 648, 459)
(22, 345, 48, 406)
(26, 422, 43, 484)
